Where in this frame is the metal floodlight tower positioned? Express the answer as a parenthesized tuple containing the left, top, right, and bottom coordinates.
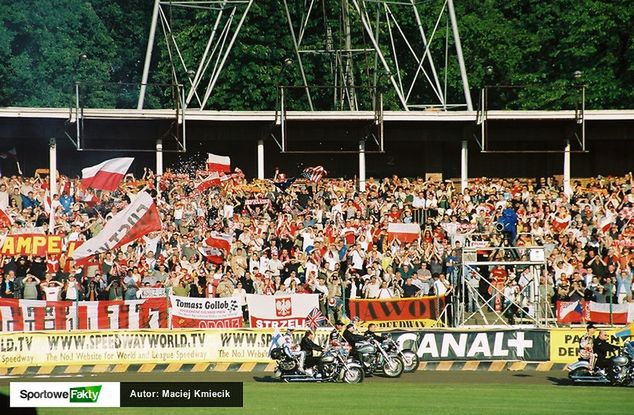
(138, 0, 254, 110)
(282, 0, 473, 112)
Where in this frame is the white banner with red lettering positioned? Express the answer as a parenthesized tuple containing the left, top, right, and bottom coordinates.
(169, 295, 243, 328)
(246, 294, 319, 328)
(0, 298, 167, 332)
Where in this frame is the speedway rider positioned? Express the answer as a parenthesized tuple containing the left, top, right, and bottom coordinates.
(329, 321, 346, 347)
(594, 329, 620, 373)
(300, 329, 324, 373)
(271, 328, 307, 373)
(364, 323, 384, 343)
(579, 323, 596, 373)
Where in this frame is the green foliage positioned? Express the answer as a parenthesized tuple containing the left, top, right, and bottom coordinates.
(0, 0, 633, 110)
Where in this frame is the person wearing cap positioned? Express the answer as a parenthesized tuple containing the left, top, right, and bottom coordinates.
(329, 321, 345, 346)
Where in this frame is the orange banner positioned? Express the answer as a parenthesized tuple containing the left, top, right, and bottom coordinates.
(0, 234, 64, 256)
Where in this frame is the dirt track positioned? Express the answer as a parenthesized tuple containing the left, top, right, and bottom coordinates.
(0, 370, 566, 387)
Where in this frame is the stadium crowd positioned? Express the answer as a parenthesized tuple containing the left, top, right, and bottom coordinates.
(1, 168, 633, 323)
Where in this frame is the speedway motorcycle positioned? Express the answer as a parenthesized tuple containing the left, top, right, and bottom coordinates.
(568, 341, 634, 386)
(381, 334, 420, 373)
(271, 345, 365, 384)
(353, 335, 404, 377)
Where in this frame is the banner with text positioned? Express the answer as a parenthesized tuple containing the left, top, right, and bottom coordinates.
(386, 329, 549, 361)
(549, 327, 626, 364)
(0, 298, 167, 332)
(246, 294, 319, 328)
(169, 296, 243, 328)
(0, 328, 334, 367)
(1, 234, 63, 256)
(349, 295, 445, 322)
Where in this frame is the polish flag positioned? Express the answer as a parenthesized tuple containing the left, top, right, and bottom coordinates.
(71, 191, 162, 261)
(198, 244, 224, 264)
(81, 157, 134, 191)
(387, 223, 420, 243)
(551, 215, 571, 233)
(207, 153, 231, 173)
(586, 301, 629, 324)
(0, 207, 12, 227)
(205, 231, 233, 253)
(598, 211, 617, 233)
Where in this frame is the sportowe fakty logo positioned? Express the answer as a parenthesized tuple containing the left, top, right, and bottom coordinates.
(20, 385, 102, 403)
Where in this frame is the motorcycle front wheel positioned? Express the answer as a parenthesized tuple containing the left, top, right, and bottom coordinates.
(382, 356, 404, 378)
(401, 350, 420, 373)
(342, 365, 365, 384)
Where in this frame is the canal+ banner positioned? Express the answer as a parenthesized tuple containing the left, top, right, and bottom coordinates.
(387, 329, 549, 361)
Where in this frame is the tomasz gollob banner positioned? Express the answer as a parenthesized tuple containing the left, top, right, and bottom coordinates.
(349, 295, 446, 322)
(246, 294, 319, 328)
(169, 295, 243, 328)
(0, 298, 167, 332)
(387, 329, 549, 361)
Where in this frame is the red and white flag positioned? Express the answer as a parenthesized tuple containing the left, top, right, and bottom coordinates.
(586, 301, 630, 324)
(207, 153, 231, 173)
(0, 207, 12, 227)
(387, 223, 420, 243)
(205, 231, 233, 253)
(81, 157, 134, 191)
(71, 191, 162, 261)
(194, 172, 236, 192)
(556, 301, 584, 323)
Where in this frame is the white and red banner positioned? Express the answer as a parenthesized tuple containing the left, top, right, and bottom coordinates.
(138, 287, 167, 299)
(207, 153, 231, 173)
(246, 294, 319, 328)
(387, 223, 420, 243)
(71, 192, 162, 261)
(205, 231, 232, 253)
(169, 295, 242, 328)
(81, 157, 134, 191)
(556, 300, 634, 324)
(0, 298, 167, 332)
(0, 208, 12, 228)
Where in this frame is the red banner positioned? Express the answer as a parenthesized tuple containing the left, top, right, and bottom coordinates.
(349, 295, 445, 322)
(0, 298, 168, 332)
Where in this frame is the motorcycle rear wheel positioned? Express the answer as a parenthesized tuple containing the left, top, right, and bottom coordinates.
(382, 356, 404, 378)
(401, 350, 420, 373)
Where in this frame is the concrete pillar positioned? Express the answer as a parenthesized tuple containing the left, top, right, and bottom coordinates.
(460, 140, 468, 193)
(563, 139, 572, 197)
(49, 138, 57, 196)
(359, 140, 366, 192)
(156, 139, 163, 176)
(257, 139, 264, 180)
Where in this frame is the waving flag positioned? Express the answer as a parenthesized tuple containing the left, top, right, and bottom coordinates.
(0, 207, 12, 227)
(205, 231, 232, 253)
(207, 153, 231, 173)
(305, 307, 327, 329)
(82, 157, 133, 191)
(302, 166, 327, 182)
(273, 177, 297, 193)
(387, 223, 420, 243)
(71, 192, 162, 261)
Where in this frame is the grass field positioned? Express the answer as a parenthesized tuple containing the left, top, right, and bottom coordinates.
(2, 371, 634, 415)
